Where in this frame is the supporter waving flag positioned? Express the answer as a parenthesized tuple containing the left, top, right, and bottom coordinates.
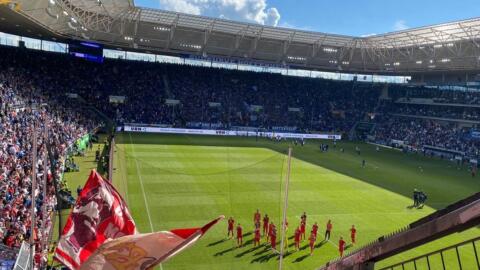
(55, 169, 224, 270)
(55, 170, 137, 269)
(79, 216, 224, 270)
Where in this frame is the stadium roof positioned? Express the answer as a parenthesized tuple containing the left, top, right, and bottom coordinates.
(3, 0, 480, 74)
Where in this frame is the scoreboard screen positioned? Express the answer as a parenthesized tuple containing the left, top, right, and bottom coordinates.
(69, 41, 104, 63)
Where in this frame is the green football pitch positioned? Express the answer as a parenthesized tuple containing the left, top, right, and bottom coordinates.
(112, 132, 479, 270)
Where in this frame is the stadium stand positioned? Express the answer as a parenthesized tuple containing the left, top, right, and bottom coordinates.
(0, 56, 98, 267)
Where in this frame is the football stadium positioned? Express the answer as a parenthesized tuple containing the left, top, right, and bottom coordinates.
(0, 0, 479, 269)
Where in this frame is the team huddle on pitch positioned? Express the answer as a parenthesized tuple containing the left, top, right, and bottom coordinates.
(227, 210, 356, 256)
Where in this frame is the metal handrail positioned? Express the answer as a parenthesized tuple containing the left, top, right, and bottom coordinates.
(379, 236, 480, 270)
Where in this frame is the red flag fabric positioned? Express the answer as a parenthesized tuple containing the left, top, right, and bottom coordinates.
(79, 216, 224, 270)
(55, 170, 137, 269)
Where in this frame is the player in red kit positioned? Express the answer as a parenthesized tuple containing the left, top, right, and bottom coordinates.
(262, 214, 269, 236)
(254, 226, 261, 247)
(300, 220, 306, 240)
(267, 221, 274, 242)
(254, 209, 261, 228)
(227, 217, 235, 239)
(301, 212, 307, 225)
(312, 222, 319, 238)
(325, 220, 333, 240)
(236, 223, 243, 247)
(270, 224, 277, 251)
(339, 236, 346, 256)
(308, 230, 316, 255)
(350, 225, 356, 245)
(294, 227, 301, 251)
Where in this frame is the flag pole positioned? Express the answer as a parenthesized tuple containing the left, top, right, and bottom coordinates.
(278, 147, 292, 270)
(30, 120, 38, 268)
(42, 119, 49, 259)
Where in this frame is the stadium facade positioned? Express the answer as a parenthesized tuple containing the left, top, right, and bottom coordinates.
(1, 0, 480, 84)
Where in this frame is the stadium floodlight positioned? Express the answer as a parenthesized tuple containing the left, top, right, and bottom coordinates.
(154, 26, 170, 32)
(124, 36, 134, 41)
(180, 43, 202, 49)
(416, 60, 422, 64)
(428, 65, 436, 68)
(440, 58, 451, 63)
(287, 56, 306, 61)
(70, 17, 77, 23)
(49, 0, 55, 4)
(323, 47, 338, 53)
(433, 44, 443, 48)
(342, 61, 349, 65)
(62, 11, 68, 16)
(394, 62, 400, 66)
(329, 60, 337, 64)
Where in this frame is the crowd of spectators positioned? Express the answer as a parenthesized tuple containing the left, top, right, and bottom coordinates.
(371, 84, 480, 157)
(0, 45, 382, 133)
(0, 51, 97, 267)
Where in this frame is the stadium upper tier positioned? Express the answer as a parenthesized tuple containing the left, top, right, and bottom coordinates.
(2, 0, 480, 74)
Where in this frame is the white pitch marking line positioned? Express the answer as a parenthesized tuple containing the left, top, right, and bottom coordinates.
(128, 134, 163, 270)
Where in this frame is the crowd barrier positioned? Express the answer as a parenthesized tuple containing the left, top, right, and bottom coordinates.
(123, 125, 341, 140)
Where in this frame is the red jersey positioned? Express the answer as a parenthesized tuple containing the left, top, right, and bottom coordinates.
(339, 239, 346, 251)
(254, 212, 261, 223)
(263, 216, 269, 228)
(294, 229, 301, 242)
(228, 219, 234, 230)
(312, 224, 319, 234)
(254, 228, 261, 240)
(236, 225, 243, 238)
(326, 222, 332, 232)
(300, 221, 306, 232)
(350, 228, 356, 236)
(309, 234, 316, 246)
(268, 223, 274, 234)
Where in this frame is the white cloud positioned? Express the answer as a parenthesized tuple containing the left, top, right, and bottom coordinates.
(264, 7, 280, 26)
(158, 0, 281, 26)
(393, 20, 408, 31)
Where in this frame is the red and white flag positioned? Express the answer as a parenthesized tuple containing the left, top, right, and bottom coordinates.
(55, 170, 137, 269)
(79, 216, 224, 270)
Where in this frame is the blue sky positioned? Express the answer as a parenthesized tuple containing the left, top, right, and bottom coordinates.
(135, 0, 480, 36)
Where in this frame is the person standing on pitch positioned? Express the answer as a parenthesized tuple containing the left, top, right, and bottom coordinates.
(325, 220, 333, 240)
(294, 226, 301, 251)
(309, 230, 317, 256)
(253, 209, 261, 228)
(236, 223, 243, 247)
(339, 236, 346, 256)
(413, 189, 419, 207)
(227, 217, 235, 239)
(263, 214, 269, 236)
(300, 219, 306, 240)
(253, 225, 261, 247)
(267, 221, 274, 242)
(301, 212, 307, 225)
(270, 224, 277, 251)
(312, 222, 319, 238)
(350, 225, 356, 245)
